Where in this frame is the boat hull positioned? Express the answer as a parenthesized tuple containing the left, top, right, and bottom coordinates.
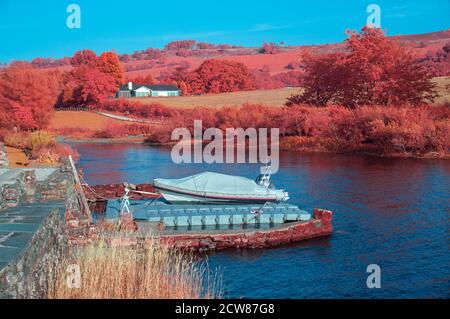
(154, 185, 278, 204)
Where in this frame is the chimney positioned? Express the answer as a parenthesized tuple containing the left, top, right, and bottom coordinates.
(128, 82, 133, 90)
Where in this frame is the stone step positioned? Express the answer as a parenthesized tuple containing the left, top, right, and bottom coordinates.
(0, 169, 23, 185)
(0, 168, 57, 183)
(0, 201, 65, 269)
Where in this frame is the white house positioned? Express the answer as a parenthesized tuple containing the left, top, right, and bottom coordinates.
(117, 82, 180, 98)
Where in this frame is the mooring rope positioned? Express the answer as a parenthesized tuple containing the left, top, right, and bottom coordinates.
(76, 168, 162, 203)
(78, 173, 111, 200)
(128, 189, 161, 197)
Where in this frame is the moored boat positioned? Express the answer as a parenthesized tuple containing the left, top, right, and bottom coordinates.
(153, 171, 289, 204)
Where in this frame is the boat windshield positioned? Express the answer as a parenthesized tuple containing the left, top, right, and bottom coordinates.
(255, 174, 275, 189)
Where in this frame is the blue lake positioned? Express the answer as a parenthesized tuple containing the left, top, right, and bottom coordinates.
(71, 142, 450, 298)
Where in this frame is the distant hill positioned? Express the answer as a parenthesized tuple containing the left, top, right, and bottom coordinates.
(24, 29, 450, 78)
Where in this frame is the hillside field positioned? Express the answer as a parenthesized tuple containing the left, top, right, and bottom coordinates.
(40, 29, 449, 80)
(126, 87, 301, 108)
(434, 76, 450, 104)
(125, 76, 449, 108)
(49, 111, 125, 130)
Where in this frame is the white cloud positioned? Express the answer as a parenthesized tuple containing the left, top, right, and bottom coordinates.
(249, 23, 293, 32)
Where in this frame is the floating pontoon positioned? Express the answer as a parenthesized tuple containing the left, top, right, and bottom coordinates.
(105, 200, 311, 228)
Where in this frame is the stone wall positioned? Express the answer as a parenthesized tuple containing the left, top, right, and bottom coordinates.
(0, 171, 25, 209)
(0, 158, 78, 298)
(0, 143, 8, 168)
(34, 163, 75, 202)
(0, 210, 67, 298)
(158, 209, 333, 251)
(0, 161, 75, 210)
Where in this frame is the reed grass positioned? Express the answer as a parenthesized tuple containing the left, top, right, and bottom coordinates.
(28, 130, 55, 152)
(48, 235, 221, 299)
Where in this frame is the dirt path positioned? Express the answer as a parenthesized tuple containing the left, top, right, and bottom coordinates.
(6, 146, 30, 168)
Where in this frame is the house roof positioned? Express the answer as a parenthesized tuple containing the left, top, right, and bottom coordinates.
(119, 83, 179, 91)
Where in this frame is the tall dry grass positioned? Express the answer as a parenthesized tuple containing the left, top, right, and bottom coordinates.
(48, 235, 221, 299)
(28, 130, 55, 152)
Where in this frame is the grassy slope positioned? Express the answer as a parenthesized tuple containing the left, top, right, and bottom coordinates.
(126, 87, 301, 108)
(433, 76, 450, 104)
(125, 50, 306, 77)
(125, 76, 449, 108)
(49, 111, 121, 130)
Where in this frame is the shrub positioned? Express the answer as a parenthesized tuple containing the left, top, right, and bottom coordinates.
(188, 59, 255, 94)
(98, 100, 176, 118)
(144, 102, 448, 157)
(260, 42, 281, 54)
(93, 122, 153, 139)
(33, 143, 79, 164)
(28, 130, 55, 154)
(35, 147, 60, 164)
(1, 130, 30, 149)
(51, 127, 93, 139)
(55, 143, 79, 161)
(280, 104, 449, 156)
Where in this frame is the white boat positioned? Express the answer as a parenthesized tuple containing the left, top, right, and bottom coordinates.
(153, 171, 289, 204)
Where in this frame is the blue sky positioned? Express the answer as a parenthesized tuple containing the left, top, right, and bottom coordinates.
(0, 0, 448, 62)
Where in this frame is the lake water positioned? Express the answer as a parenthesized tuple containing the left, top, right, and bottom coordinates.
(71, 142, 449, 298)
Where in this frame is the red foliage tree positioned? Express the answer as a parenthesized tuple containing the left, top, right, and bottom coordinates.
(31, 56, 71, 68)
(196, 42, 216, 50)
(286, 52, 349, 106)
(252, 66, 284, 89)
(31, 57, 53, 68)
(159, 63, 191, 85)
(176, 48, 191, 57)
(96, 51, 124, 85)
(164, 40, 196, 51)
(288, 26, 437, 107)
(0, 63, 61, 130)
(119, 54, 132, 63)
(71, 49, 98, 67)
(417, 43, 450, 77)
(179, 81, 188, 96)
(260, 42, 281, 54)
(144, 48, 163, 59)
(272, 70, 303, 87)
(188, 59, 254, 94)
(58, 50, 123, 107)
(125, 74, 154, 85)
(60, 65, 117, 107)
